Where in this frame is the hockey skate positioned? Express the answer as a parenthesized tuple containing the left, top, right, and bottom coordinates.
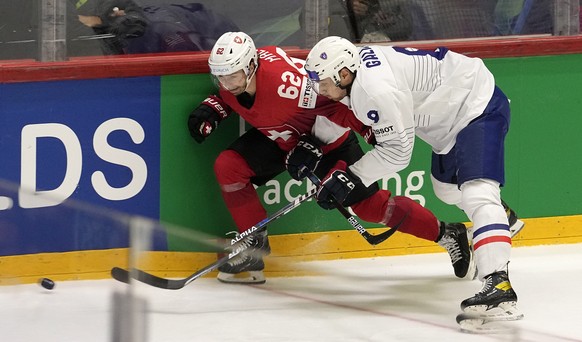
(437, 222, 476, 279)
(217, 229, 271, 284)
(502, 200, 525, 238)
(457, 269, 523, 333)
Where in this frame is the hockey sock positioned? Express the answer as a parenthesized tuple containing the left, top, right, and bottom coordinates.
(386, 196, 440, 241)
(461, 179, 511, 279)
(214, 150, 267, 233)
(352, 193, 439, 241)
(350, 190, 391, 223)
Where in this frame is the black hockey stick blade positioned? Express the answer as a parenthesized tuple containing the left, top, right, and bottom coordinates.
(111, 188, 317, 289)
(111, 256, 226, 290)
(111, 267, 188, 289)
(111, 267, 130, 284)
(360, 226, 398, 245)
(304, 169, 398, 245)
(337, 204, 398, 245)
(111, 227, 274, 289)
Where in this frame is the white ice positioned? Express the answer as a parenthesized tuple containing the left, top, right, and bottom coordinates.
(1, 243, 581, 342)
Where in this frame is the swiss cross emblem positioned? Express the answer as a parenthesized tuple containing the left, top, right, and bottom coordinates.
(234, 36, 243, 44)
(266, 130, 293, 141)
(260, 124, 299, 143)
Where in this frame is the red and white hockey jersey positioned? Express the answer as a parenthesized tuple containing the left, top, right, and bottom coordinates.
(218, 46, 352, 152)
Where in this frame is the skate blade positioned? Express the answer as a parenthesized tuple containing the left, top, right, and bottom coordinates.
(463, 301, 524, 321)
(456, 313, 518, 334)
(217, 271, 266, 284)
(510, 219, 525, 238)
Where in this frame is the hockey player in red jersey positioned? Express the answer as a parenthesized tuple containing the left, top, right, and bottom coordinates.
(187, 32, 473, 285)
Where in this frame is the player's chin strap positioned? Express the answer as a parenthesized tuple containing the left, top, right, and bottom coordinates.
(303, 167, 398, 246)
(243, 61, 258, 92)
(337, 70, 355, 95)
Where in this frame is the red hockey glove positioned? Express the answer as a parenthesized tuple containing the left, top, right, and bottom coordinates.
(187, 95, 231, 143)
(316, 160, 359, 210)
(285, 135, 324, 180)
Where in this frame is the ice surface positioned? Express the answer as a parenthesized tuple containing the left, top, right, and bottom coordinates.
(1, 243, 581, 342)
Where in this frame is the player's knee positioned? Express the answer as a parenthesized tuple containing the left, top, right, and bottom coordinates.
(431, 175, 462, 206)
(460, 179, 501, 219)
(214, 150, 253, 186)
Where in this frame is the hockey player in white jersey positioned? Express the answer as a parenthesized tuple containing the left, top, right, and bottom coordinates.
(304, 36, 524, 330)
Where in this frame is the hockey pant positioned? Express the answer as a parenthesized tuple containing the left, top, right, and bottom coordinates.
(215, 149, 440, 241)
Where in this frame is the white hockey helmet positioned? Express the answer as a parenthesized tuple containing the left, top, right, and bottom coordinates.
(305, 36, 360, 86)
(208, 32, 258, 77)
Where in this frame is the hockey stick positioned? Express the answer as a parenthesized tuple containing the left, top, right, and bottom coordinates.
(304, 169, 398, 246)
(111, 188, 317, 289)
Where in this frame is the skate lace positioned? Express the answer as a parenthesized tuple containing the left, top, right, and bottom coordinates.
(478, 275, 494, 294)
(438, 235, 462, 264)
(224, 231, 253, 266)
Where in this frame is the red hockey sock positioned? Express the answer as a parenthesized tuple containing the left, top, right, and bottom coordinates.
(352, 193, 439, 242)
(214, 150, 266, 232)
(351, 190, 392, 223)
(388, 196, 439, 241)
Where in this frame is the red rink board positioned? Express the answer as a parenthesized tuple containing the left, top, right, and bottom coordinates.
(1, 35, 582, 84)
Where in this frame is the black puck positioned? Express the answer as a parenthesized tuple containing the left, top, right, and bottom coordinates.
(39, 278, 55, 290)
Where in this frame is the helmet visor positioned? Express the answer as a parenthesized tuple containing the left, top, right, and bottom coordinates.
(211, 70, 247, 93)
(306, 69, 321, 82)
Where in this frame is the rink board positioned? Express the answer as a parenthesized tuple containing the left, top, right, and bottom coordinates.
(1, 36, 581, 280)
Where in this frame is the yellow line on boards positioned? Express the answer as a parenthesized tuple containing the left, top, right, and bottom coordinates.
(1, 215, 581, 284)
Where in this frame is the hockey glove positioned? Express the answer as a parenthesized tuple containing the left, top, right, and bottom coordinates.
(285, 135, 324, 180)
(316, 160, 359, 210)
(187, 95, 231, 143)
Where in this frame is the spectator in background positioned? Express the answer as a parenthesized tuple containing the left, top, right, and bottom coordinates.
(511, 0, 553, 35)
(339, 0, 413, 42)
(493, 0, 553, 35)
(125, 3, 238, 54)
(75, 0, 148, 54)
(75, 1, 237, 55)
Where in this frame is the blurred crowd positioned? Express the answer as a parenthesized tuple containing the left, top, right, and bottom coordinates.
(0, 0, 563, 60)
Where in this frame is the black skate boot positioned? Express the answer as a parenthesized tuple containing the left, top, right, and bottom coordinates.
(502, 200, 525, 238)
(436, 222, 475, 279)
(460, 270, 523, 320)
(217, 229, 271, 284)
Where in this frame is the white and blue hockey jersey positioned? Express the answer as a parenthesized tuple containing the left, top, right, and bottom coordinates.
(346, 45, 495, 186)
